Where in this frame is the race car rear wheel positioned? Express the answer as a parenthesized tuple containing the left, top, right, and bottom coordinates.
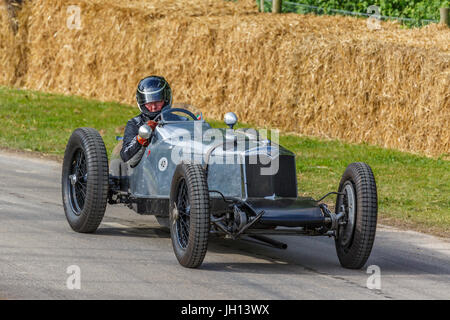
(335, 162, 377, 269)
(169, 163, 210, 268)
(62, 128, 109, 233)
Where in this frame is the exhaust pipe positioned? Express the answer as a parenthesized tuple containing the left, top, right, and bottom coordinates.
(248, 235, 288, 250)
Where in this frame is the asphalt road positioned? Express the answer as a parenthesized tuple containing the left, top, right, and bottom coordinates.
(0, 151, 449, 300)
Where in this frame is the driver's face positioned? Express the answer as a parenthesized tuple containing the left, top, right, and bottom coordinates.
(145, 100, 164, 113)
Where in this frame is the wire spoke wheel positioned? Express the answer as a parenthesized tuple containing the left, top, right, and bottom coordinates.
(175, 179, 191, 249)
(335, 162, 378, 269)
(62, 128, 109, 233)
(338, 181, 356, 248)
(68, 149, 88, 215)
(169, 163, 210, 268)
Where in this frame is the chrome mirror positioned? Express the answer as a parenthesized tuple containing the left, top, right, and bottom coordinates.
(224, 112, 238, 129)
(138, 125, 152, 140)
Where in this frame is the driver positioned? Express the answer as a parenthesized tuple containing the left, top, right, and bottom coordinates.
(120, 76, 172, 163)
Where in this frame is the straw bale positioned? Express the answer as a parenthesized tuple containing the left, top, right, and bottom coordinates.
(0, 1, 29, 85)
(0, 0, 448, 156)
(0, 3, 14, 83)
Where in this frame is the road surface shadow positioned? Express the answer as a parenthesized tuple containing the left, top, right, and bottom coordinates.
(96, 226, 170, 239)
(94, 221, 450, 277)
(205, 236, 450, 277)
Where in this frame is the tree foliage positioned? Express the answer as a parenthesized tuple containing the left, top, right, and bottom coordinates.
(270, 0, 449, 23)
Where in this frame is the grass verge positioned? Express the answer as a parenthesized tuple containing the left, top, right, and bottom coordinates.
(1, 86, 449, 237)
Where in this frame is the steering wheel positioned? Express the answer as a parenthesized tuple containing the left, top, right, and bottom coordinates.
(153, 108, 198, 122)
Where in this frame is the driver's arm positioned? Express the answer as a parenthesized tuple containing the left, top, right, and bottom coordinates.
(120, 119, 158, 163)
(120, 119, 142, 163)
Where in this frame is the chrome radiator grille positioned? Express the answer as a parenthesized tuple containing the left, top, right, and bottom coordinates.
(245, 154, 297, 198)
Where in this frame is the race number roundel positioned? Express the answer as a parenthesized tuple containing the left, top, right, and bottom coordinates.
(158, 157, 168, 171)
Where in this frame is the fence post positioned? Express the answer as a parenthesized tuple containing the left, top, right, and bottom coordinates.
(5, 0, 24, 34)
(272, 0, 282, 13)
(440, 8, 449, 27)
(260, 0, 264, 12)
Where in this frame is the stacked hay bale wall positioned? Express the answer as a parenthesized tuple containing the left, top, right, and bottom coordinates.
(0, 0, 28, 85)
(0, 0, 449, 156)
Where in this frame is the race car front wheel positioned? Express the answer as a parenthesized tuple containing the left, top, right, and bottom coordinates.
(62, 128, 109, 233)
(169, 163, 210, 268)
(335, 162, 378, 269)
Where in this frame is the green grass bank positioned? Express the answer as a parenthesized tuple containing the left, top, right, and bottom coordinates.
(0, 86, 448, 237)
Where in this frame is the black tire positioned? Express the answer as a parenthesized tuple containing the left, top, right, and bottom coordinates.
(169, 163, 210, 268)
(62, 128, 109, 233)
(335, 162, 377, 269)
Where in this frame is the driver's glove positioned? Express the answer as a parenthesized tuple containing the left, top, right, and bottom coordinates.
(136, 121, 157, 146)
(136, 135, 150, 147)
(136, 123, 153, 147)
(146, 120, 158, 131)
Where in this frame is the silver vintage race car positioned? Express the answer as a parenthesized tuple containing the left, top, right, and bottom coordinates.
(62, 105, 378, 269)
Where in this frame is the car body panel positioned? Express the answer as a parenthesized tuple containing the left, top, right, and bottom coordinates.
(109, 107, 322, 229)
(111, 119, 298, 200)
